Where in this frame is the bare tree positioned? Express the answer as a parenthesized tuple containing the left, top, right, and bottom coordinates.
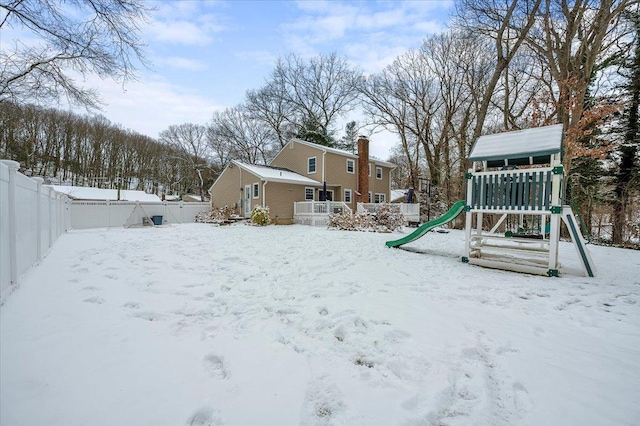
(526, 0, 636, 172)
(209, 106, 277, 165)
(0, 0, 150, 109)
(456, 0, 542, 143)
(245, 83, 296, 149)
(268, 52, 362, 146)
(159, 123, 210, 201)
(359, 67, 422, 190)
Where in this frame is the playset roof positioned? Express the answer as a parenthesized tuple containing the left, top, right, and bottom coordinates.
(468, 124, 563, 163)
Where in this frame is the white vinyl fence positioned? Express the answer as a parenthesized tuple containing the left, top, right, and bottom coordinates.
(69, 201, 211, 229)
(1, 158, 212, 301)
(1, 160, 70, 301)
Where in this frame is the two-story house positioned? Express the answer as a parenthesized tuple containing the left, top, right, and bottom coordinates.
(208, 136, 395, 224)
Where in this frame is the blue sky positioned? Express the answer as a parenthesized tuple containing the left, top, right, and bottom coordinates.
(76, 1, 455, 158)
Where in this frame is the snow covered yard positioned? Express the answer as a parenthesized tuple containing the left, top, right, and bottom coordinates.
(1, 224, 639, 426)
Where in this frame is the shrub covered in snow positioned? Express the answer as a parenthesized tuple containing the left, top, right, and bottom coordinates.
(250, 205, 271, 226)
(328, 205, 404, 232)
(374, 203, 404, 232)
(328, 211, 374, 231)
(195, 206, 235, 223)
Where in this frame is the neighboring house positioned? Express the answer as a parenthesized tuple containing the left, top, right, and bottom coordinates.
(181, 194, 206, 202)
(48, 185, 161, 202)
(209, 136, 396, 223)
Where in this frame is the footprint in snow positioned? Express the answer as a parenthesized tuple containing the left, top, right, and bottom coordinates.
(513, 382, 532, 413)
(203, 354, 228, 379)
(122, 302, 141, 309)
(83, 296, 105, 304)
(186, 407, 224, 426)
(132, 311, 164, 321)
(300, 376, 346, 423)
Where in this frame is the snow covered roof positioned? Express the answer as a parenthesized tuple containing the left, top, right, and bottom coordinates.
(391, 189, 407, 201)
(287, 139, 396, 169)
(289, 138, 359, 159)
(234, 161, 323, 186)
(468, 124, 563, 163)
(48, 185, 162, 202)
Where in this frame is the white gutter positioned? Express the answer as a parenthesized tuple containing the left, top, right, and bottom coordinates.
(262, 181, 268, 207)
(322, 149, 327, 184)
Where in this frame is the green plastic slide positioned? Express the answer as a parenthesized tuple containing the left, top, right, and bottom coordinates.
(385, 200, 467, 248)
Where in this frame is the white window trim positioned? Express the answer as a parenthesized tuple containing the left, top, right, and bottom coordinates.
(375, 193, 386, 203)
(368, 164, 371, 177)
(344, 188, 352, 203)
(325, 189, 334, 201)
(368, 191, 373, 203)
(376, 166, 382, 180)
(252, 182, 259, 199)
(346, 159, 355, 174)
(304, 187, 314, 201)
(308, 156, 317, 174)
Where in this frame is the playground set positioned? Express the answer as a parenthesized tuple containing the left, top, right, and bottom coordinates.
(386, 124, 595, 277)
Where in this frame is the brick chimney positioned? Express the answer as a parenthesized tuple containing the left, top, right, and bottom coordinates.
(357, 136, 369, 203)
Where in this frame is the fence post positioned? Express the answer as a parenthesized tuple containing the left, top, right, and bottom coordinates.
(48, 187, 54, 247)
(34, 177, 44, 260)
(1, 160, 19, 287)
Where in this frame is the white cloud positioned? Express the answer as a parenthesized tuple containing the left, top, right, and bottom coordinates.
(147, 2, 227, 46)
(413, 20, 449, 34)
(280, 1, 453, 63)
(155, 56, 208, 72)
(148, 20, 215, 46)
(78, 74, 224, 138)
(234, 50, 278, 67)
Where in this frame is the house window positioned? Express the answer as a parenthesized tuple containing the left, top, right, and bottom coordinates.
(347, 159, 355, 174)
(376, 167, 382, 179)
(305, 187, 314, 201)
(374, 193, 386, 203)
(368, 192, 372, 203)
(344, 189, 352, 203)
(308, 157, 317, 174)
(253, 183, 259, 199)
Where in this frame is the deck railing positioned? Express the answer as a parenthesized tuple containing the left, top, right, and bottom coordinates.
(294, 201, 421, 226)
(467, 167, 556, 212)
(293, 201, 352, 226)
(294, 201, 352, 215)
(357, 203, 420, 221)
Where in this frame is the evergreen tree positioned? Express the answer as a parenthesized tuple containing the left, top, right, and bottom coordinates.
(335, 121, 358, 153)
(612, 10, 640, 245)
(295, 117, 336, 147)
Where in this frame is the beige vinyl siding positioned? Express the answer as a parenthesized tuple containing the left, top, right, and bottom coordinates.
(368, 163, 392, 202)
(322, 151, 358, 206)
(210, 164, 242, 214)
(271, 142, 325, 177)
(269, 139, 394, 209)
(210, 164, 264, 216)
(263, 182, 308, 224)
